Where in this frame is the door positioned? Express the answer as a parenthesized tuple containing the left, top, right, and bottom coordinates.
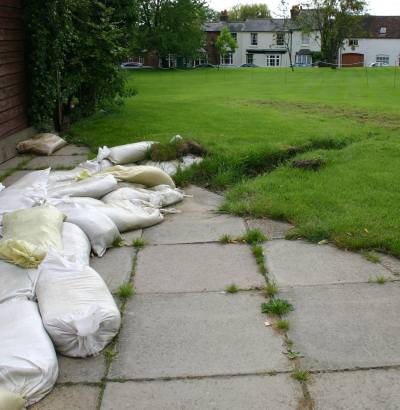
(341, 53, 364, 68)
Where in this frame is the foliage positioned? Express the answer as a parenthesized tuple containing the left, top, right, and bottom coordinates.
(228, 3, 271, 20)
(24, 0, 133, 130)
(241, 229, 267, 245)
(261, 298, 294, 316)
(299, 0, 367, 64)
(215, 27, 238, 66)
(135, 0, 207, 61)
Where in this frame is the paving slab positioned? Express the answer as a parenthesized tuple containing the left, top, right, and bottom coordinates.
(121, 229, 143, 245)
(24, 155, 87, 169)
(2, 170, 30, 186)
(310, 369, 400, 410)
(247, 218, 294, 239)
(282, 282, 400, 371)
(143, 213, 246, 245)
(101, 374, 302, 410)
(30, 385, 99, 410)
(0, 155, 31, 170)
(378, 253, 400, 275)
(110, 292, 290, 379)
(57, 354, 105, 383)
(52, 144, 91, 156)
(265, 240, 393, 287)
(174, 185, 224, 213)
(90, 247, 135, 293)
(135, 243, 264, 293)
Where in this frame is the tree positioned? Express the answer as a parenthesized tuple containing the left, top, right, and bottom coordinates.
(228, 3, 271, 21)
(215, 27, 238, 68)
(298, 0, 367, 64)
(275, 0, 296, 71)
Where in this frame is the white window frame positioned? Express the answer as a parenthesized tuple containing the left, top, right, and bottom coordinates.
(138, 56, 144, 64)
(250, 33, 258, 46)
(276, 32, 285, 46)
(301, 32, 310, 46)
(266, 54, 281, 67)
(376, 54, 389, 65)
(380, 27, 387, 34)
(221, 53, 233, 65)
(246, 53, 254, 64)
(295, 54, 312, 65)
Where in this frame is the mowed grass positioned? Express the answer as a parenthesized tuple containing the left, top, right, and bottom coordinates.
(70, 68, 400, 256)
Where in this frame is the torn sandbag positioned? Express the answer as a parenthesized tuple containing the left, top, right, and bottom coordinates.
(100, 141, 154, 165)
(0, 387, 25, 410)
(0, 206, 65, 268)
(36, 249, 121, 357)
(0, 261, 38, 303)
(48, 174, 118, 199)
(62, 222, 91, 266)
(101, 165, 175, 188)
(16, 133, 67, 156)
(101, 187, 163, 208)
(62, 206, 121, 256)
(151, 184, 185, 207)
(0, 298, 58, 406)
(0, 169, 50, 216)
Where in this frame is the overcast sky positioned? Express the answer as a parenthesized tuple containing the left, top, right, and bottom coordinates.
(208, 0, 400, 16)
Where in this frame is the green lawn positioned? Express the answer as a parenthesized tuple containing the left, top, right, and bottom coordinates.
(71, 68, 400, 256)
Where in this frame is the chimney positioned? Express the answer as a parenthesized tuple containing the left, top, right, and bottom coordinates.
(220, 10, 229, 22)
(290, 5, 301, 20)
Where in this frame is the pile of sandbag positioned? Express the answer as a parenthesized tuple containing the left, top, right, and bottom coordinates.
(0, 139, 195, 406)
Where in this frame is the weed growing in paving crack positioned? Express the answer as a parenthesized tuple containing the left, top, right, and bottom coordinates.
(262, 298, 294, 316)
(285, 350, 304, 360)
(275, 319, 290, 331)
(362, 251, 381, 263)
(241, 229, 267, 245)
(112, 238, 124, 248)
(265, 281, 279, 297)
(291, 368, 310, 383)
(220, 234, 234, 244)
(117, 283, 134, 299)
(133, 238, 147, 249)
(369, 275, 387, 284)
(104, 349, 117, 366)
(225, 283, 239, 293)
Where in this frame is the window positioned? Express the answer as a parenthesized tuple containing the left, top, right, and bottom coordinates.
(246, 54, 254, 64)
(276, 32, 285, 46)
(349, 39, 359, 47)
(376, 54, 389, 65)
(221, 53, 233, 65)
(295, 54, 312, 66)
(138, 56, 144, 64)
(250, 33, 258, 45)
(379, 27, 387, 34)
(301, 32, 310, 46)
(266, 54, 281, 67)
(231, 32, 237, 41)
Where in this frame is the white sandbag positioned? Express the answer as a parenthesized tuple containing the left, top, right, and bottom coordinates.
(101, 165, 175, 188)
(62, 222, 91, 266)
(62, 206, 121, 257)
(103, 141, 154, 165)
(16, 133, 67, 155)
(101, 187, 162, 207)
(0, 261, 38, 303)
(151, 184, 185, 206)
(0, 387, 25, 410)
(0, 183, 4, 192)
(36, 250, 121, 357)
(0, 169, 50, 216)
(49, 196, 105, 209)
(0, 205, 64, 268)
(48, 174, 118, 198)
(0, 298, 58, 405)
(180, 155, 203, 170)
(140, 160, 179, 176)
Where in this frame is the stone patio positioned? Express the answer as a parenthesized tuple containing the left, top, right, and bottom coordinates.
(1, 146, 400, 409)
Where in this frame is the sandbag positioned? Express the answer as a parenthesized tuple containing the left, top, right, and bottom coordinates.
(0, 387, 25, 410)
(0, 169, 50, 216)
(62, 222, 91, 266)
(48, 174, 118, 199)
(180, 154, 203, 170)
(62, 206, 121, 257)
(36, 250, 121, 357)
(0, 260, 38, 303)
(101, 165, 175, 188)
(102, 141, 154, 165)
(140, 160, 179, 176)
(0, 206, 64, 268)
(0, 298, 58, 406)
(101, 187, 162, 207)
(150, 185, 185, 207)
(16, 133, 67, 155)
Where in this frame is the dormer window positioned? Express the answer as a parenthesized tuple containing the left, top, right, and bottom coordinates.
(380, 27, 387, 34)
(349, 39, 358, 47)
(276, 32, 285, 46)
(251, 33, 258, 45)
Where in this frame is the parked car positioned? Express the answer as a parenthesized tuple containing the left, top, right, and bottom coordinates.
(369, 62, 389, 67)
(121, 62, 144, 69)
(194, 63, 215, 68)
(240, 63, 258, 68)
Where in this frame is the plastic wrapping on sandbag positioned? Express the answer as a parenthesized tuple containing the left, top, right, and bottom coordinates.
(0, 298, 58, 406)
(16, 133, 67, 155)
(0, 260, 38, 303)
(48, 174, 118, 199)
(101, 141, 154, 165)
(36, 250, 121, 357)
(0, 387, 25, 410)
(62, 222, 91, 266)
(0, 169, 50, 216)
(140, 159, 179, 176)
(61, 206, 121, 257)
(101, 165, 175, 188)
(101, 187, 163, 207)
(0, 205, 65, 268)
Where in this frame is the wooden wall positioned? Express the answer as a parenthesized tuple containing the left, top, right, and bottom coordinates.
(0, 0, 28, 140)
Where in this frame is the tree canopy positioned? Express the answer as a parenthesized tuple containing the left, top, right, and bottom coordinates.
(215, 27, 238, 66)
(228, 3, 271, 21)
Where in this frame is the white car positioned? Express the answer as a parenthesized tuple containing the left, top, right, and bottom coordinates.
(369, 62, 389, 67)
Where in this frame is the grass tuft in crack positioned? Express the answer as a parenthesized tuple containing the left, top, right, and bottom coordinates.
(262, 298, 294, 316)
(291, 368, 310, 383)
(225, 283, 239, 294)
(369, 275, 387, 284)
(220, 234, 234, 244)
(133, 238, 147, 249)
(264, 281, 278, 297)
(242, 229, 267, 245)
(362, 251, 381, 264)
(275, 319, 290, 331)
(117, 283, 134, 299)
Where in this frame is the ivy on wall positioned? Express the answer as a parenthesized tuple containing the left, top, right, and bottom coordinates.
(24, 0, 134, 130)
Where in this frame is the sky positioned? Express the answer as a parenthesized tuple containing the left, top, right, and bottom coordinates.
(208, 0, 400, 16)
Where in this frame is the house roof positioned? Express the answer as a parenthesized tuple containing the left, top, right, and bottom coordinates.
(204, 19, 299, 33)
(362, 16, 400, 39)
